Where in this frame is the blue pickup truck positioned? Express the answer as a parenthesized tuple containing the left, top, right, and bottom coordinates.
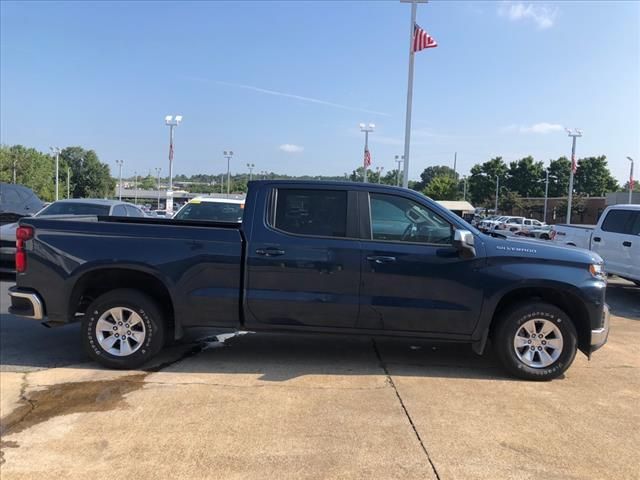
(9, 181, 609, 380)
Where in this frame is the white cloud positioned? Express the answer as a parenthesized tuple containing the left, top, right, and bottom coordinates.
(279, 144, 304, 153)
(498, 2, 558, 29)
(502, 122, 564, 134)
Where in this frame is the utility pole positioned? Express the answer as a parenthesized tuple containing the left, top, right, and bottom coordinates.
(463, 176, 467, 201)
(494, 175, 499, 214)
(453, 151, 457, 177)
(50, 147, 61, 200)
(375, 166, 384, 184)
(542, 169, 557, 224)
(116, 160, 124, 201)
(627, 157, 635, 204)
(247, 163, 255, 182)
(155, 167, 161, 209)
(164, 114, 183, 213)
(395, 155, 404, 186)
(134, 171, 138, 205)
(67, 167, 70, 198)
(360, 123, 374, 182)
(224, 151, 234, 198)
(565, 128, 582, 224)
(12, 157, 17, 183)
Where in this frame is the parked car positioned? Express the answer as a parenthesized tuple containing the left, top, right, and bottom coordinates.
(173, 197, 245, 222)
(9, 181, 609, 380)
(0, 199, 146, 272)
(478, 215, 505, 232)
(517, 225, 554, 240)
(0, 183, 44, 223)
(551, 204, 640, 284)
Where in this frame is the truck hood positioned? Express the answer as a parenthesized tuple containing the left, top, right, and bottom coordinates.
(481, 233, 603, 265)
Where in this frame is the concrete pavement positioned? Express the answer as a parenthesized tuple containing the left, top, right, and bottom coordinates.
(1, 277, 639, 479)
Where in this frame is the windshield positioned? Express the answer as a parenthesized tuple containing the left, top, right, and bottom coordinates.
(38, 203, 111, 216)
(174, 202, 244, 222)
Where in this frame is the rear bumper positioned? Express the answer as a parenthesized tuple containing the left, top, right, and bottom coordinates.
(8, 287, 44, 320)
(590, 303, 610, 351)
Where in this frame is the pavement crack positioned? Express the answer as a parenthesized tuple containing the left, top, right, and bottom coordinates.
(372, 339, 441, 480)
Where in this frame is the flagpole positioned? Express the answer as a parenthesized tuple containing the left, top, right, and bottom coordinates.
(402, 1, 419, 189)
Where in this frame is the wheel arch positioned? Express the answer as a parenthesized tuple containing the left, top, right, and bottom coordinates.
(487, 285, 591, 353)
(69, 266, 178, 339)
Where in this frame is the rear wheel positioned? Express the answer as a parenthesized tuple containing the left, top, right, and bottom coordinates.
(494, 302, 577, 381)
(81, 289, 165, 369)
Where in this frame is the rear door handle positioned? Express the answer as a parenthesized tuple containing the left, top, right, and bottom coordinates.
(366, 255, 396, 264)
(255, 248, 285, 257)
(623, 241, 632, 247)
(593, 237, 601, 242)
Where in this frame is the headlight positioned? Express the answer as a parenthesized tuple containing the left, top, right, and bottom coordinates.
(589, 263, 606, 279)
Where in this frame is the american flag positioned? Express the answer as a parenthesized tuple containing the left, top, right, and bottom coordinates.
(364, 148, 371, 168)
(169, 141, 174, 161)
(571, 153, 577, 174)
(413, 24, 438, 53)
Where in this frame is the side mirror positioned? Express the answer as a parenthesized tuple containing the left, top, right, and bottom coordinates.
(453, 229, 476, 259)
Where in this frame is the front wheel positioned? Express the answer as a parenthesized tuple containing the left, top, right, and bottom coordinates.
(494, 302, 577, 381)
(81, 289, 165, 369)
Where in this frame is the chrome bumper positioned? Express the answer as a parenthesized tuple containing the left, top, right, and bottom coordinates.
(8, 287, 44, 320)
(590, 304, 610, 351)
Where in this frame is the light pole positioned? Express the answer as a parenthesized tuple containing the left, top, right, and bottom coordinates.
(463, 176, 468, 201)
(394, 155, 404, 186)
(565, 128, 582, 224)
(155, 167, 161, 209)
(134, 171, 138, 205)
(247, 163, 255, 182)
(116, 160, 124, 200)
(224, 151, 234, 197)
(627, 157, 635, 204)
(67, 167, 70, 198)
(164, 114, 183, 213)
(543, 170, 557, 224)
(50, 147, 61, 200)
(359, 123, 375, 182)
(375, 166, 384, 184)
(494, 175, 500, 214)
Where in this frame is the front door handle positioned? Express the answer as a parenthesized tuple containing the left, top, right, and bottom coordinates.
(593, 237, 601, 243)
(623, 241, 632, 247)
(255, 247, 285, 257)
(366, 255, 396, 264)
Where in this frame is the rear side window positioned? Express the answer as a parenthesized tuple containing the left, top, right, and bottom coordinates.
(629, 212, 640, 235)
(274, 189, 347, 238)
(601, 210, 634, 234)
(125, 205, 145, 217)
(2, 186, 23, 205)
(112, 205, 127, 216)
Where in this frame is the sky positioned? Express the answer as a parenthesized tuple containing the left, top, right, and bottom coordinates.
(1, 0, 639, 183)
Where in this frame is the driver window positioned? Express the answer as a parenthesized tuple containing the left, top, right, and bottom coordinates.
(370, 193, 453, 245)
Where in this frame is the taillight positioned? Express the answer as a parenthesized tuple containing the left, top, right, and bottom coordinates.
(15, 226, 33, 273)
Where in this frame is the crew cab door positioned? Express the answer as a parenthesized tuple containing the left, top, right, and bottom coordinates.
(592, 208, 640, 279)
(244, 186, 361, 329)
(358, 191, 484, 335)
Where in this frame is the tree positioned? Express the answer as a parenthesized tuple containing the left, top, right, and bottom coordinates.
(574, 156, 619, 196)
(139, 175, 157, 190)
(60, 147, 115, 199)
(547, 157, 571, 197)
(468, 157, 508, 207)
(499, 190, 523, 213)
(423, 174, 459, 200)
(414, 165, 457, 191)
(506, 156, 545, 197)
(0, 145, 68, 201)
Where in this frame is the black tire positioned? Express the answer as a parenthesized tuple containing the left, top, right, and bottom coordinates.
(494, 302, 577, 381)
(540, 234, 549, 240)
(81, 289, 165, 369)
